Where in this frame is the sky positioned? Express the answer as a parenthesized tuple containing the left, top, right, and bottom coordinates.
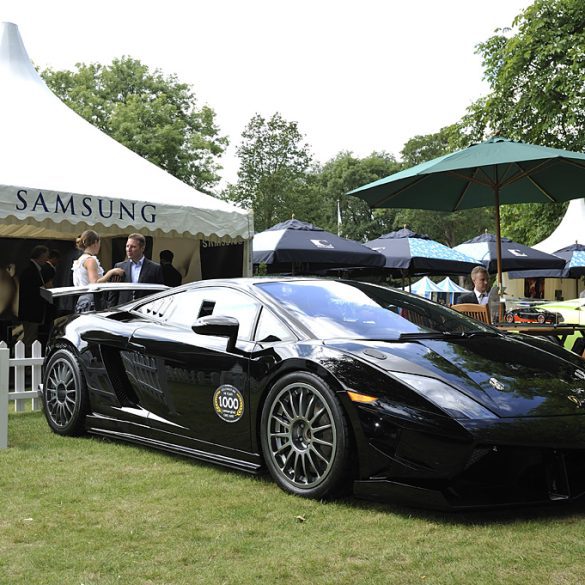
(2, 0, 534, 190)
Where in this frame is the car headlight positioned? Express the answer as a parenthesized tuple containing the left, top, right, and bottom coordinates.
(393, 372, 497, 420)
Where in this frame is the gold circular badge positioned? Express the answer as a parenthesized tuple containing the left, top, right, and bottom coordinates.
(213, 385, 244, 423)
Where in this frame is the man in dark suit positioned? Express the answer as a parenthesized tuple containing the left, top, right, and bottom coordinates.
(159, 249, 182, 287)
(18, 245, 50, 351)
(40, 249, 61, 288)
(458, 266, 490, 305)
(108, 233, 164, 306)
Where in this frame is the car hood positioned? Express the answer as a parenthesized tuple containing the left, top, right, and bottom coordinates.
(324, 335, 585, 418)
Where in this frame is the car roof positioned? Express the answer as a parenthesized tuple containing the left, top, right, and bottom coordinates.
(178, 276, 377, 292)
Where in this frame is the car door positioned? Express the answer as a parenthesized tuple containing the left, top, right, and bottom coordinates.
(126, 286, 261, 456)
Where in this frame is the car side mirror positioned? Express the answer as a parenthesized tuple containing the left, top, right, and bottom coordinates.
(192, 315, 239, 353)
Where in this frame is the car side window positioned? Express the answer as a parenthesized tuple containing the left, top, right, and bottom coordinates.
(202, 288, 261, 341)
(135, 293, 178, 320)
(254, 307, 295, 343)
(137, 287, 261, 341)
(159, 289, 207, 326)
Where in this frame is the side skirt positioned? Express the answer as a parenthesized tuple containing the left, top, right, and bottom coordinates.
(86, 414, 264, 474)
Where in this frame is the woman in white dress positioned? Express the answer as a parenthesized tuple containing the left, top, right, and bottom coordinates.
(72, 230, 125, 312)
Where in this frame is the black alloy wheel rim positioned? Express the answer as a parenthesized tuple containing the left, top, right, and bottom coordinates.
(45, 357, 78, 428)
(266, 382, 337, 488)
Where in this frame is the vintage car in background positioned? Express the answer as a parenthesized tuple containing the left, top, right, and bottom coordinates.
(40, 278, 585, 510)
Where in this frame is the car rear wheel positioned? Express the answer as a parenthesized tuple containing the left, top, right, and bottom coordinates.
(505, 313, 515, 323)
(537, 314, 545, 324)
(42, 348, 89, 436)
(260, 372, 351, 499)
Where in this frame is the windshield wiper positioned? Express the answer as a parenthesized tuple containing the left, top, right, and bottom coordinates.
(399, 332, 458, 340)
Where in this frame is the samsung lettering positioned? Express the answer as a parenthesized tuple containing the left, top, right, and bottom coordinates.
(15, 190, 156, 223)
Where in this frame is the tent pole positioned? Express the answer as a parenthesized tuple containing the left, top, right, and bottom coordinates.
(494, 185, 504, 321)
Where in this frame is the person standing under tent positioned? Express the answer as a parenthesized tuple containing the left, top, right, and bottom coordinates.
(159, 249, 182, 287)
(41, 249, 61, 288)
(72, 230, 125, 312)
(107, 233, 164, 306)
(17, 245, 49, 351)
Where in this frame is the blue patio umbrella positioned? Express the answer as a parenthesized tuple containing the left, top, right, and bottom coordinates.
(555, 244, 585, 278)
(454, 233, 565, 274)
(364, 228, 479, 276)
(252, 219, 385, 274)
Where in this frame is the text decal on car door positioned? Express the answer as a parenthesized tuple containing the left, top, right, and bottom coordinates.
(213, 385, 244, 423)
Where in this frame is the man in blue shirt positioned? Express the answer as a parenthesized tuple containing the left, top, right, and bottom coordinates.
(108, 233, 164, 306)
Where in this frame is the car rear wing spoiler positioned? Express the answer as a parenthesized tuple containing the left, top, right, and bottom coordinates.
(40, 283, 170, 304)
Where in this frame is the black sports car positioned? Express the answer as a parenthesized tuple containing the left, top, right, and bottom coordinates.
(505, 306, 563, 324)
(41, 278, 585, 510)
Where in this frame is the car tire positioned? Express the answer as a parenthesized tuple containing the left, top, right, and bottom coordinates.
(537, 314, 545, 324)
(505, 313, 515, 323)
(260, 371, 351, 499)
(42, 348, 89, 436)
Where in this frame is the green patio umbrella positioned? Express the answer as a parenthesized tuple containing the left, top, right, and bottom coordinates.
(348, 137, 585, 298)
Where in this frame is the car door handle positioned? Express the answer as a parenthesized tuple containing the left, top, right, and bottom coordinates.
(128, 341, 146, 353)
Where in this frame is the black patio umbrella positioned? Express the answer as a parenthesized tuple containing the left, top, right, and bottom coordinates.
(508, 243, 585, 297)
(252, 219, 385, 274)
(364, 228, 479, 276)
(454, 233, 566, 274)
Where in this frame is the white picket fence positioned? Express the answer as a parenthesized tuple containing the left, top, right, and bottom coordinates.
(0, 340, 43, 449)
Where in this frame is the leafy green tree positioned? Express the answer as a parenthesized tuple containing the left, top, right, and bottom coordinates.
(318, 151, 402, 241)
(224, 113, 315, 232)
(463, 0, 584, 243)
(400, 123, 467, 166)
(497, 202, 567, 246)
(41, 57, 227, 191)
(468, 0, 585, 150)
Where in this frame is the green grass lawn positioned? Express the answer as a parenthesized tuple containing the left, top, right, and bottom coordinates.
(2, 412, 585, 585)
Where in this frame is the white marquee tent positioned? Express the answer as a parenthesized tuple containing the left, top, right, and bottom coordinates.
(0, 22, 253, 281)
(532, 198, 585, 254)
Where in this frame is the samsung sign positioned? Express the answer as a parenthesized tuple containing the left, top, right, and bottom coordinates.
(15, 189, 157, 224)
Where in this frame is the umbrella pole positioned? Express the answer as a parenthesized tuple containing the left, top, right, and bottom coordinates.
(494, 186, 504, 321)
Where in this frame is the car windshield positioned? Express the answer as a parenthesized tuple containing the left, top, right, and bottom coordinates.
(256, 280, 496, 340)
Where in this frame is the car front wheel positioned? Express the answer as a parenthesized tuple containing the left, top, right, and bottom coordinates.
(260, 372, 351, 499)
(42, 348, 89, 436)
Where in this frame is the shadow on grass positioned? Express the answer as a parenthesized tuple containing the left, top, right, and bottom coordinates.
(20, 412, 585, 526)
(335, 493, 585, 526)
(91, 431, 585, 526)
